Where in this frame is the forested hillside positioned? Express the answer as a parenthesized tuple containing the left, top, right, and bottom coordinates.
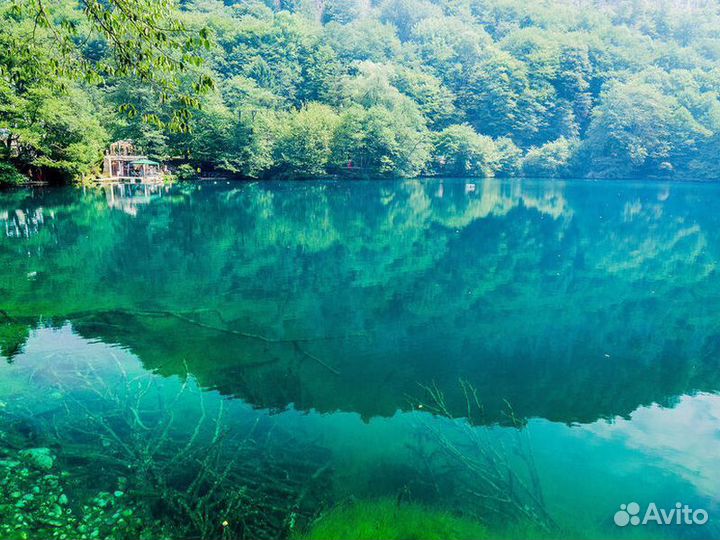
(2, 0, 720, 183)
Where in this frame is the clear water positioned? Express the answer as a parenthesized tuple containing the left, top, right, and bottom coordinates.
(1, 179, 719, 539)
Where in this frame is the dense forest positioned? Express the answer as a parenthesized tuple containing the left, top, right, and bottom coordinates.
(1, 0, 720, 184)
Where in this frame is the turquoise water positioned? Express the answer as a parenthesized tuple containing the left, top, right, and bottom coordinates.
(0, 179, 719, 539)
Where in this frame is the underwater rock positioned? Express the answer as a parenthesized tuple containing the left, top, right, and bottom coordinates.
(19, 447, 54, 470)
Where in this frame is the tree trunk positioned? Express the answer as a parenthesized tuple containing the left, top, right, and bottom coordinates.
(315, 0, 326, 22)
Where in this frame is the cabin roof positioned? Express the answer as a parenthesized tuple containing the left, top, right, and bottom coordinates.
(131, 159, 160, 166)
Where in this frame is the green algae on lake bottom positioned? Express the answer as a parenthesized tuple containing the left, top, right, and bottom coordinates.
(294, 498, 489, 540)
(1, 179, 719, 539)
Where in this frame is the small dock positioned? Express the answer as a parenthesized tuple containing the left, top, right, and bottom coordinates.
(95, 176, 164, 185)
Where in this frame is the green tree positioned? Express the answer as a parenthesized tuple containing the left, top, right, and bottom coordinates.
(522, 137, 575, 177)
(582, 82, 709, 178)
(432, 124, 503, 177)
(459, 48, 545, 143)
(4, 0, 720, 183)
(379, 0, 443, 41)
(332, 104, 431, 177)
(324, 19, 402, 63)
(3, 83, 108, 182)
(0, 161, 26, 186)
(392, 67, 459, 129)
(7, 0, 213, 131)
(221, 11, 340, 108)
(274, 103, 340, 177)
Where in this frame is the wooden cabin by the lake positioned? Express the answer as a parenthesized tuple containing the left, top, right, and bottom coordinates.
(101, 141, 162, 183)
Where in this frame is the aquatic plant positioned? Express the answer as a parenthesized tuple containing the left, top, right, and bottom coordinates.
(408, 380, 557, 533)
(3, 355, 332, 540)
(295, 498, 488, 540)
(291, 498, 584, 540)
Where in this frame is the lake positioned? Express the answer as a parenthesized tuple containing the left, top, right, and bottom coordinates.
(1, 178, 719, 539)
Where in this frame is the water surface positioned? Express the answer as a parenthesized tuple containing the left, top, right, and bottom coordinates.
(1, 179, 719, 539)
